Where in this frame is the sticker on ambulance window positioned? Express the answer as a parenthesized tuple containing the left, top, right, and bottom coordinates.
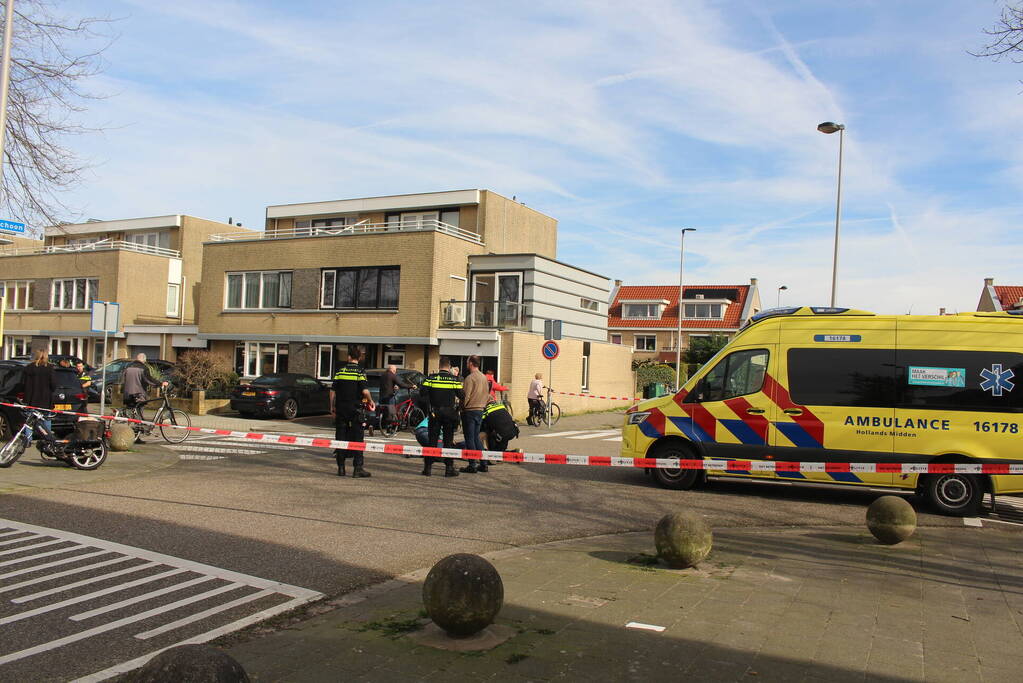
(812, 334, 862, 342)
(908, 366, 966, 387)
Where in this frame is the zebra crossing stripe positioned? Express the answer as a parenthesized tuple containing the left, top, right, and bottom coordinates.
(566, 430, 622, 440)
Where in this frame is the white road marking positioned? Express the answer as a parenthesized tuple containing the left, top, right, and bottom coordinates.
(0, 534, 41, 547)
(0, 518, 322, 681)
(0, 557, 134, 596)
(71, 575, 215, 621)
(166, 446, 259, 455)
(567, 430, 621, 440)
(12, 561, 158, 602)
(963, 517, 983, 527)
(530, 430, 590, 438)
(0, 530, 29, 539)
(177, 455, 227, 461)
(603, 436, 623, 442)
(0, 568, 185, 625)
(0, 539, 67, 556)
(135, 588, 274, 640)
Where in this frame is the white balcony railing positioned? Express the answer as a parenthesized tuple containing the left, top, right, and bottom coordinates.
(0, 239, 180, 258)
(210, 219, 484, 246)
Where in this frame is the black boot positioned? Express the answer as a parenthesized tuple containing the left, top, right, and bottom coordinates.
(352, 467, 371, 478)
(421, 460, 432, 476)
(444, 462, 459, 477)
(459, 462, 478, 473)
(337, 461, 346, 477)
(478, 461, 489, 473)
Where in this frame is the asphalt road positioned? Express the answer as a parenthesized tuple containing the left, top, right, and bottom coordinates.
(0, 410, 987, 680)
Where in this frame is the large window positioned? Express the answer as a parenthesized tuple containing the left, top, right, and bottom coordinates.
(2, 336, 30, 359)
(225, 271, 293, 310)
(51, 278, 99, 310)
(688, 349, 769, 403)
(623, 303, 659, 319)
(320, 267, 400, 310)
(236, 342, 289, 377)
(167, 284, 180, 317)
(634, 335, 656, 351)
(898, 349, 1023, 413)
(788, 348, 897, 408)
(0, 280, 33, 310)
(126, 231, 170, 250)
(683, 303, 723, 319)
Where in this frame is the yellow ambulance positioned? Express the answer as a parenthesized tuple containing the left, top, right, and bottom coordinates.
(621, 307, 1023, 515)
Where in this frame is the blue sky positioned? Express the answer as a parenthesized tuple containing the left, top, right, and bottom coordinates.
(57, 0, 1023, 314)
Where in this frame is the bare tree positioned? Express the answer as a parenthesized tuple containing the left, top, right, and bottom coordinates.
(972, 2, 1023, 62)
(0, 1, 113, 231)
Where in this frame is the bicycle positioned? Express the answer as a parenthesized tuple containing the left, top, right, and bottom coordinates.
(0, 405, 107, 470)
(383, 395, 426, 438)
(527, 395, 561, 427)
(112, 385, 192, 444)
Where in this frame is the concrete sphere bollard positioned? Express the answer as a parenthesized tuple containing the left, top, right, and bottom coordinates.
(108, 422, 135, 451)
(132, 644, 249, 682)
(423, 553, 504, 637)
(866, 495, 917, 545)
(655, 511, 713, 569)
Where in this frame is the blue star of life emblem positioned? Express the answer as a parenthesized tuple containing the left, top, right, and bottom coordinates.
(980, 364, 1015, 397)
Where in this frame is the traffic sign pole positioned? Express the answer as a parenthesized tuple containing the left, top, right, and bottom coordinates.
(541, 340, 560, 428)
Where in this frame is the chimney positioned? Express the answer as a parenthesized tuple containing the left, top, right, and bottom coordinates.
(228, 216, 233, 225)
(614, 279, 622, 287)
(939, 307, 946, 316)
(750, 277, 758, 286)
(985, 277, 994, 286)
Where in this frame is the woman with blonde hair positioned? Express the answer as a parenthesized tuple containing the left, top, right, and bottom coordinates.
(22, 349, 57, 435)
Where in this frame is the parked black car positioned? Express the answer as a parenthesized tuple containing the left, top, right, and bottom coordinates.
(0, 361, 88, 439)
(92, 358, 178, 403)
(230, 373, 331, 419)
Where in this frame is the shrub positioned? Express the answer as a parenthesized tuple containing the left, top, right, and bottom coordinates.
(175, 351, 234, 396)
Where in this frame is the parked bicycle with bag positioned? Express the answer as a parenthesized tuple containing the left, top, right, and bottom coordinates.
(0, 404, 107, 470)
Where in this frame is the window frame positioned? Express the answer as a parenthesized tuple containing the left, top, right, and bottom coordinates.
(0, 280, 34, 310)
(634, 335, 657, 351)
(580, 297, 600, 312)
(223, 270, 294, 310)
(319, 266, 401, 311)
(683, 302, 724, 319)
(686, 348, 770, 403)
(623, 303, 660, 319)
(610, 334, 623, 345)
(51, 278, 99, 310)
(166, 283, 180, 317)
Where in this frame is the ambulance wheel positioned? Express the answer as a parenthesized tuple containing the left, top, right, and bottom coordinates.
(924, 473, 984, 517)
(650, 442, 702, 491)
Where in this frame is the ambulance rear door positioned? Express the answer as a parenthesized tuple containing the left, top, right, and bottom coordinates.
(772, 318, 896, 487)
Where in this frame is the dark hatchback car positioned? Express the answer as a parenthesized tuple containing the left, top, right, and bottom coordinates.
(92, 358, 178, 403)
(230, 373, 331, 419)
(0, 361, 89, 438)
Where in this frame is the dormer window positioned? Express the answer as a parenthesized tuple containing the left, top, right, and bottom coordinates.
(682, 300, 729, 319)
(622, 300, 668, 319)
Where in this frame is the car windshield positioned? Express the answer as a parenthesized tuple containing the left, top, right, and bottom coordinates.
(251, 376, 285, 386)
(102, 360, 129, 373)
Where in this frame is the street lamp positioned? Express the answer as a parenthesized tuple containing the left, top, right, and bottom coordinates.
(675, 228, 696, 390)
(817, 121, 845, 307)
(777, 285, 788, 308)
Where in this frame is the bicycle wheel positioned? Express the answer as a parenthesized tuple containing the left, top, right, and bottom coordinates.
(0, 434, 27, 467)
(406, 407, 426, 433)
(383, 411, 399, 438)
(159, 409, 192, 444)
(547, 403, 561, 427)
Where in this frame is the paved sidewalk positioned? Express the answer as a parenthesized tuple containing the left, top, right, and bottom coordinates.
(224, 524, 1023, 682)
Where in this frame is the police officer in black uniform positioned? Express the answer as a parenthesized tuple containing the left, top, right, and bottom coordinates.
(482, 399, 519, 457)
(330, 347, 375, 478)
(421, 356, 464, 477)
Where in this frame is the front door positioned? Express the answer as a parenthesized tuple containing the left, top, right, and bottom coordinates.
(679, 346, 776, 463)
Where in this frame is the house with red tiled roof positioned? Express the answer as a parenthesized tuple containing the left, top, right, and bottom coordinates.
(977, 277, 1023, 313)
(608, 278, 761, 363)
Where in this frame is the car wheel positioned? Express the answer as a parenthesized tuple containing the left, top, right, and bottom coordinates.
(282, 398, 299, 420)
(923, 472, 984, 517)
(650, 441, 703, 490)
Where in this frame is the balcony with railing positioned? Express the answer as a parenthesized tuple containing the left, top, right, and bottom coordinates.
(439, 300, 528, 330)
(211, 219, 483, 246)
(0, 239, 181, 258)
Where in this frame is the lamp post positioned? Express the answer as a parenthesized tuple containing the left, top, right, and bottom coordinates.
(777, 285, 788, 308)
(817, 121, 845, 307)
(675, 228, 696, 390)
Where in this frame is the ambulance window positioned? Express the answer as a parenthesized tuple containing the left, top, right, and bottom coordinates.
(788, 348, 897, 408)
(898, 350, 1023, 412)
(689, 349, 768, 402)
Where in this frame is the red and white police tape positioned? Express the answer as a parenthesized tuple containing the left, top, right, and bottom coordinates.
(4, 401, 1023, 474)
(552, 390, 639, 402)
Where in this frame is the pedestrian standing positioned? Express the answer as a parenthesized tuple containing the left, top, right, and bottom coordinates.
(22, 349, 57, 436)
(527, 372, 544, 423)
(330, 347, 375, 478)
(421, 356, 463, 477)
(459, 355, 489, 473)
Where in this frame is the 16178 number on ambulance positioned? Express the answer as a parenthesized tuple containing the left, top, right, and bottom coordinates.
(620, 307, 1023, 516)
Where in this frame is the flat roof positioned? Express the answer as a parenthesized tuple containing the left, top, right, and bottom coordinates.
(469, 252, 611, 281)
(266, 189, 482, 219)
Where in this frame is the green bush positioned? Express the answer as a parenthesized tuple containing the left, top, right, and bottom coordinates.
(635, 362, 678, 391)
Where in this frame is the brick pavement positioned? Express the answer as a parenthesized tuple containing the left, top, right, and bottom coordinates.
(224, 524, 1023, 681)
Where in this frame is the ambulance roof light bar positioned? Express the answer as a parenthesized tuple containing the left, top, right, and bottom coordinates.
(745, 305, 875, 328)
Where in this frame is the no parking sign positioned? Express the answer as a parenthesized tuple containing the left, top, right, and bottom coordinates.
(542, 340, 560, 360)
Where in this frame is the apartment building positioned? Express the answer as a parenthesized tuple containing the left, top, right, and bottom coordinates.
(608, 280, 761, 363)
(0, 215, 244, 364)
(197, 189, 633, 415)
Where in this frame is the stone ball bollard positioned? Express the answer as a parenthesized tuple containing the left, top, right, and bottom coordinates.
(866, 495, 917, 545)
(422, 553, 504, 637)
(655, 511, 713, 569)
(132, 644, 250, 682)
(107, 422, 135, 451)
